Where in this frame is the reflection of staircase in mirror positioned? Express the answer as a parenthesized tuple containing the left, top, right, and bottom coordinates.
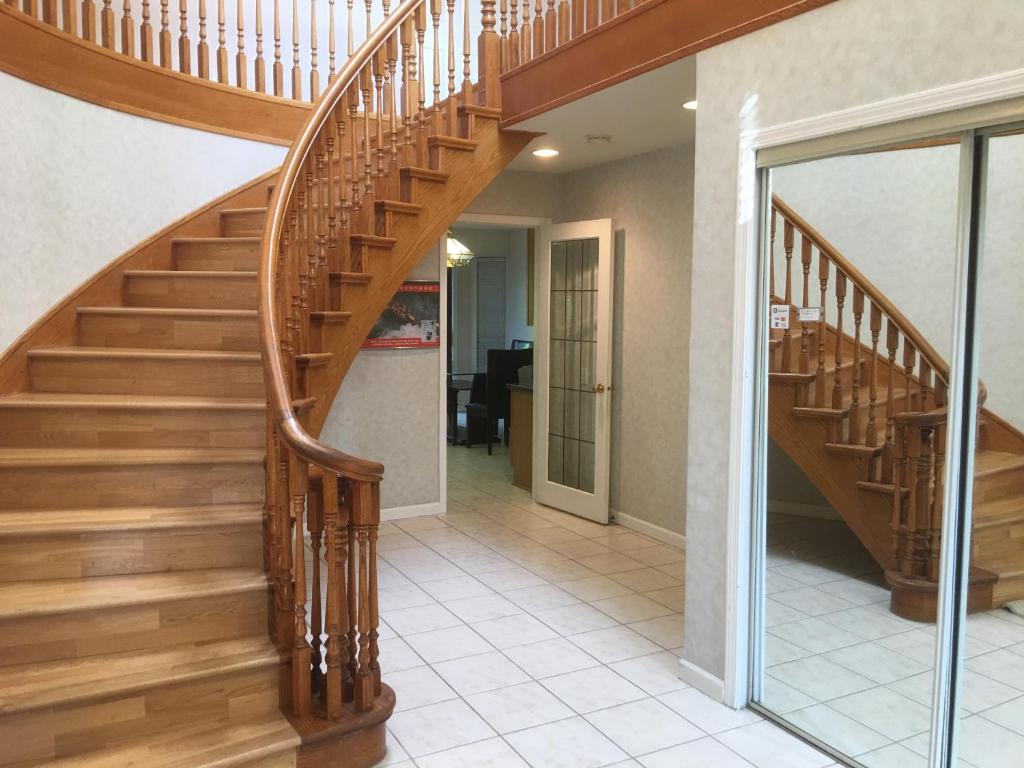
(767, 195, 1024, 622)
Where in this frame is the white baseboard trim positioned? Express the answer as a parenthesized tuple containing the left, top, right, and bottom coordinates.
(612, 509, 686, 549)
(382, 501, 443, 522)
(678, 657, 726, 702)
(767, 499, 840, 521)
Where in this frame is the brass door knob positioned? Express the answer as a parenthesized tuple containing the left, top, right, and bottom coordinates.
(593, 383, 608, 393)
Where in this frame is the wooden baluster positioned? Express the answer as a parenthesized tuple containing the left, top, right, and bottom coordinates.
(360, 64, 373, 211)
(348, 84, 361, 231)
(82, 0, 97, 42)
(42, 0, 57, 25)
(798, 236, 811, 375)
(400, 16, 415, 159)
(544, 0, 554, 51)
(363, 0, 370, 39)
(499, 0, 508, 71)
(532, 0, 542, 55)
(216, 0, 228, 81)
(291, 0, 301, 98)
(831, 270, 846, 417)
(415, 1, 427, 161)
(323, 472, 348, 719)
(585, 0, 597, 30)
(461, 0, 472, 105)
(479, 0, 499, 107)
(21, 0, 38, 17)
(100, 0, 114, 48)
(919, 359, 932, 411)
(520, 0, 530, 62)
(866, 302, 882, 449)
(234, 0, 245, 86)
(557, 0, 568, 44)
(328, 0, 336, 80)
(881, 320, 899, 483)
(308, 475, 325, 694)
(346, 0, 353, 56)
(273, 0, 283, 95)
(314, 140, 329, 312)
(509, 0, 520, 69)
(343, 481, 358, 700)
(903, 425, 920, 578)
(891, 421, 906, 573)
(177, 0, 190, 73)
(274, 437, 295, 649)
(928, 383, 947, 581)
(372, 47, 386, 177)
(571, 0, 582, 38)
(62, 0, 78, 36)
(140, 0, 153, 62)
(253, 0, 264, 89)
(600, 0, 611, 25)
(388, 30, 400, 165)
(309, 0, 319, 98)
(615, 0, 628, 15)
(814, 254, 829, 408)
(430, 0, 441, 129)
(445, 0, 455, 129)
(120, 0, 135, 56)
(915, 424, 934, 578)
(903, 342, 916, 414)
(156, 0, 170, 65)
(350, 479, 379, 711)
(849, 286, 864, 444)
(289, 454, 311, 716)
(768, 209, 776, 299)
(780, 218, 793, 373)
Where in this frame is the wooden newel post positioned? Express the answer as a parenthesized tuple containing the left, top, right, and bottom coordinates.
(350, 478, 381, 712)
(478, 0, 501, 107)
(289, 453, 312, 717)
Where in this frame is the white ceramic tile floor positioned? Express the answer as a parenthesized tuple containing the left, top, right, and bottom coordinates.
(360, 445, 840, 767)
(760, 511, 1024, 766)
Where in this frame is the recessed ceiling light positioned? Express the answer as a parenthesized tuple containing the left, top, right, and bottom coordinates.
(683, 100, 698, 110)
(532, 148, 559, 158)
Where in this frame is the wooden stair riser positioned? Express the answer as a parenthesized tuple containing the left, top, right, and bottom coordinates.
(373, 201, 421, 239)
(972, 519, 1024, 561)
(0, 405, 265, 449)
(0, 665, 281, 766)
(30, 354, 264, 398)
(125, 272, 257, 310)
(174, 240, 261, 272)
(0, 590, 268, 667)
(398, 167, 449, 205)
(0, 525, 262, 582)
(427, 136, 479, 171)
(78, 309, 259, 352)
(0, 461, 264, 510)
(976, 463, 1024, 503)
(220, 209, 269, 237)
(993, 571, 1024, 604)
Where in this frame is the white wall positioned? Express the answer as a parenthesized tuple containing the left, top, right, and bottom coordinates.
(686, 0, 1024, 683)
(0, 71, 284, 352)
(319, 248, 443, 511)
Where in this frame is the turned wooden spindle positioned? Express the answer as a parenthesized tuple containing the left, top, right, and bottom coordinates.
(586, 0, 598, 30)
(849, 286, 864, 444)
(400, 16, 416, 157)
(233, 0, 245, 87)
(903, 341, 916, 416)
(363, 0, 371, 38)
(100, 0, 114, 48)
(891, 421, 906, 572)
(532, 0, 542, 55)
(520, 0, 530, 62)
(62, 0, 78, 36)
(799, 236, 811, 375)
(372, 47, 386, 177)
(308, 478, 325, 693)
(600, 0, 611, 25)
(351, 480, 377, 712)
(881, 320, 899, 483)
(571, 0, 582, 38)
(42, 0, 57, 29)
(430, 0, 441, 129)
(387, 30, 400, 163)
(499, 0, 509, 70)
(156, 0, 170, 65)
(273, 0, 283, 95)
(323, 472, 347, 720)
(347, 84, 361, 219)
(867, 302, 881, 449)
(289, 454, 312, 717)
(908, 425, 932, 578)
(120, 0, 135, 56)
(309, 0, 319, 98)
(445, 0, 456, 124)
(140, 0, 154, 62)
(814, 254, 828, 408)
(198, 0, 210, 76)
(544, 0, 555, 51)
(359, 65, 373, 200)
(831, 270, 846, 414)
(81, 0, 97, 42)
(176, 0, 190, 73)
(254, 0, 264, 89)
(781, 218, 794, 373)
(769, 209, 776, 300)
(509, 0, 520, 69)
(928, 384, 947, 581)
(291, 0, 301, 98)
(346, 0, 354, 55)
(216, 0, 228, 82)
(415, 1, 427, 158)
(615, 0, 628, 15)
(479, 0, 499, 107)
(344, 483, 359, 701)
(328, 0, 336, 79)
(462, 0, 472, 97)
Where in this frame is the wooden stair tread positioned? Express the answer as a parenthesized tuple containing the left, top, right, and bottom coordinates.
(0, 567, 268, 621)
(0, 504, 264, 537)
(330, 271, 373, 284)
(310, 310, 352, 324)
(374, 199, 422, 214)
(44, 713, 298, 768)
(350, 233, 397, 247)
(974, 450, 1024, 476)
(973, 492, 1024, 527)
(78, 306, 257, 318)
(427, 135, 478, 150)
(458, 104, 503, 119)
(295, 352, 332, 367)
(221, 207, 269, 214)
(125, 270, 257, 279)
(975, 549, 1024, 578)
(27, 346, 261, 362)
(172, 237, 261, 244)
(399, 166, 449, 182)
(0, 392, 265, 410)
(0, 446, 264, 468)
(0, 634, 280, 715)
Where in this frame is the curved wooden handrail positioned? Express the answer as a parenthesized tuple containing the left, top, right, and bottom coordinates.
(258, 0, 426, 484)
(771, 194, 950, 388)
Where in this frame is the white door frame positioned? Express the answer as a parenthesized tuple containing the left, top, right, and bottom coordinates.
(439, 213, 551, 517)
(723, 66, 1024, 743)
(533, 219, 614, 524)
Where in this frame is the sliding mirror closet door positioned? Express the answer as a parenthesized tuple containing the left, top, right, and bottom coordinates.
(955, 126, 1024, 767)
(755, 139, 964, 766)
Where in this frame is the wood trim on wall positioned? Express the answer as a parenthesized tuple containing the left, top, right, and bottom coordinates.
(0, 6, 310, 145)
(0, 170, 278, 394)
(499, 0, 839, 126)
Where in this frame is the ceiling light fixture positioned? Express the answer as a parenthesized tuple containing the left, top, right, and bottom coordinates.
(586, 134, 612, 144)
(532, 148, 559, 158)
(683, 100, 698, 110)
(446, 230, 474, 268)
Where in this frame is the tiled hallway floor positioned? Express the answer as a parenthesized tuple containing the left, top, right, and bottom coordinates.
(761, 512, 1024, 768)
(367, 445, 840, 768)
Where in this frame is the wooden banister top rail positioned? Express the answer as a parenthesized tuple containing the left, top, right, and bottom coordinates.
(771, 193, 950, 388)
(256, 0, 428, 483)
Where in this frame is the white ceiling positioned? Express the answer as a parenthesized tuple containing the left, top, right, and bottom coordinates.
(506, 56, 697, 174)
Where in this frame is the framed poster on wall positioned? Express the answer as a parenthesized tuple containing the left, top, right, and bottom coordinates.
(361, 281, 441, 349)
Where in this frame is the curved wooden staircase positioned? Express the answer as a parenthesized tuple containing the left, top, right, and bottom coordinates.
(0, 0, 532, 764)
(769, 195, 1024, 621)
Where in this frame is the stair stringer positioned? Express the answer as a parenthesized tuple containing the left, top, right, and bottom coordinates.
(300, 120, 536, 437)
